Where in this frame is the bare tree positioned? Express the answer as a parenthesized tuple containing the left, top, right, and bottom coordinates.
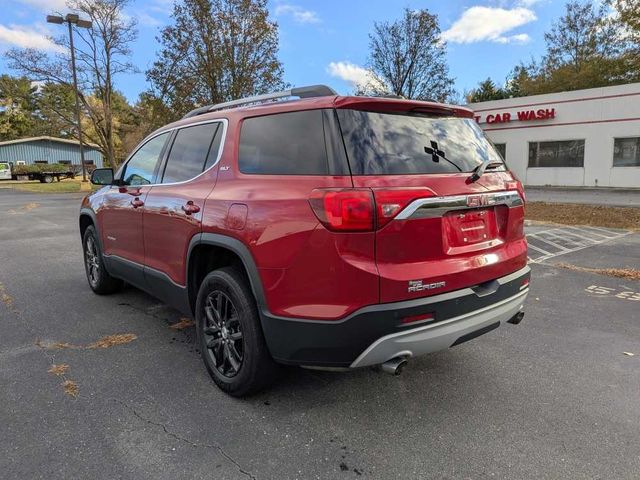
(147, 0, 287, 119)
(364, 8, 454, 102)
(6, 0, 137, 166)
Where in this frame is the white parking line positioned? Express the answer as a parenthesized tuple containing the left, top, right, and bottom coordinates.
(528, 233, 571, 252)
(537, 230, 589, 247)
(564, 225, 612, 239)
(527, 242, 553, 256)
(582, 226, 624, 236)
(527, 225, 631, 264)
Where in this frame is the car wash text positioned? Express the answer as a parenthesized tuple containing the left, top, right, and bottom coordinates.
(474, 108, 556, 125)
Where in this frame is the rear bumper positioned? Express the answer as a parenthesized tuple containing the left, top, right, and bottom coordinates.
(350, 288, 527, 367)
(260, 265, 530, 368)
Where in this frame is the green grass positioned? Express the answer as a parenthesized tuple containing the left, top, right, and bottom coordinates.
(0, 178, 96, 193)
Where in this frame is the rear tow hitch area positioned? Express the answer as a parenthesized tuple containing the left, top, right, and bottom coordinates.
(381, 356, 408, 375)
(507, 311, 525, 325)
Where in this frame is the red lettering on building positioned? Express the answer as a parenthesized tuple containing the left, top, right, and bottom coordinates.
(481, 108, 556, 124)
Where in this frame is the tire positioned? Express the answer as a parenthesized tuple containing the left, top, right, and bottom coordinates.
(196, 267, 278, 396)
(82, 225, 123, 295)
(43, 175, 53, 184)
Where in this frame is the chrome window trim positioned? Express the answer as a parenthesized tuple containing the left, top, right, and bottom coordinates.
(395, 190, 524, 220)
(115, 118, 228, 188)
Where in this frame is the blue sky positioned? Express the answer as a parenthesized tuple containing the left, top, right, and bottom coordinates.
(0, 0, 568, 103)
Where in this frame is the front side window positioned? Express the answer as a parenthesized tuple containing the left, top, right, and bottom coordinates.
(239, 110, 328, 175)
(122, 132, 169, 186)
(528, 140, 585, 168)
(161, 122, 222, 184)
(613, 137, 640, 167)
(336, 109, 504, 175)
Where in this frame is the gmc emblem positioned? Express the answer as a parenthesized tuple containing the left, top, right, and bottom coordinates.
(466, 194, 495, 207)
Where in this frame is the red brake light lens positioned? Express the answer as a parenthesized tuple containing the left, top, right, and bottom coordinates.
(309, 188, 436, 232)
(373, 188, 435, 228)
(309, 189, 374, 232)
(505, 179, 526, 203)
(401, 312, 434, 325)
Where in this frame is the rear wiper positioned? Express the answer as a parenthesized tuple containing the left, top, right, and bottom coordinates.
(424, 141, 462, 172)
(468, 159, 504, 183)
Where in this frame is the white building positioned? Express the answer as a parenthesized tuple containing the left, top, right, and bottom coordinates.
(468, 82, 640, 188)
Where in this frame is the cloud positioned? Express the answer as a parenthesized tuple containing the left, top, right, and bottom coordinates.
(326, 61, 385, 91)
(14, 0, 68, 11)
(517, 0, 544, 6)
(495, 33, 531, 44)
(442, 6, 536, 44)
(275, 4, 320, 24)
(129, 11, 163, 27)
(0, 24, 64, 52)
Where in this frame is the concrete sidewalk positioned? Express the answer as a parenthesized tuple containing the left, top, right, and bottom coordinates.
(525, 187, 640, 207)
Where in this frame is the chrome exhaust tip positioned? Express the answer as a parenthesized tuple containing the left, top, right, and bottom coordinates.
(381, 357, 408, 375)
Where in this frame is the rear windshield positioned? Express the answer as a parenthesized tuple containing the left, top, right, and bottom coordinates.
(336, 109, 504, 175)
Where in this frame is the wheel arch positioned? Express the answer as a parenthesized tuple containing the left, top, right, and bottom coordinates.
(79, 208, 102, 250)
(186, 233, 267, 316)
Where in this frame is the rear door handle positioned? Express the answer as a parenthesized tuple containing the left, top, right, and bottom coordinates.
(131, 198, 144, 208)
(181, 201, 200, 215)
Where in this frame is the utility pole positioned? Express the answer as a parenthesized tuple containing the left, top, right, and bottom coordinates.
(47, 14, 92, 182)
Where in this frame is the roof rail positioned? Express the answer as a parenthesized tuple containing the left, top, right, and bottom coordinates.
(182, 84, 338, 119)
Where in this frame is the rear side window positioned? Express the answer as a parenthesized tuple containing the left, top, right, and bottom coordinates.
(239, 110, 328, 175)
(336, 109, 504, 175)
(162, 122, 222, 184)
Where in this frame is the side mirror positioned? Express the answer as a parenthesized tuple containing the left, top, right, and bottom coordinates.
(90, 168, 114, 186)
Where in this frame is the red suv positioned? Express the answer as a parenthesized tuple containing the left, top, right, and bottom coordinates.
(81, 85, 530, 396)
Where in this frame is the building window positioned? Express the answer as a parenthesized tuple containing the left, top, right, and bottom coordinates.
(84, 160, 95, 165)
(528, 140, 585, 168)
(494, 143, 506, 160)
(59, 160, 71, 165)
(34, 160, 48, 164)
(613, 137, 640, 167)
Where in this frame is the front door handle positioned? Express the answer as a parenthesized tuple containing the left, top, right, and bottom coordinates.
(131, 197, 144, 208)
(181, 201, 200, 215)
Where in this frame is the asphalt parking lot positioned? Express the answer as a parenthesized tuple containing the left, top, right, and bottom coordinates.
(1, 189, 639, 479)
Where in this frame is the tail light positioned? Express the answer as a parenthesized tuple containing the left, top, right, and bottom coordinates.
(372, 188, 435, 228)
(309, 189, 374, 232)
(505, 178, 526, 203)
(309, 188, 435, 232)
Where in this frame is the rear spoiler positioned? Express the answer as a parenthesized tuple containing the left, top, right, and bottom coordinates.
(333, 96, 474, 118)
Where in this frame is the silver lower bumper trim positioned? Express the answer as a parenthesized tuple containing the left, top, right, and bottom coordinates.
(350, 288, 529, 368)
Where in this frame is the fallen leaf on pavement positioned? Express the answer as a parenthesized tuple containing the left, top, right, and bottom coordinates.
(169, 318, 195, 330)
(87, 333, 137, 349)
(62, 380, 79, 398)
(48, 364, 70, 376)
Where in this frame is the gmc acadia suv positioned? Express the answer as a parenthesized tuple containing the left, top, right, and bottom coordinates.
(81, 85, 530, 396)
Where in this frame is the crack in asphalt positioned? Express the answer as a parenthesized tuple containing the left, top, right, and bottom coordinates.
(114, 399, 257, 480)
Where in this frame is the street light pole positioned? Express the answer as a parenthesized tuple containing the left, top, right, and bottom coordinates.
(47, 14, 92, 182)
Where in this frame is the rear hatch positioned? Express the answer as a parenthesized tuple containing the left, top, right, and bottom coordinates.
(336, 105, 527, 303)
